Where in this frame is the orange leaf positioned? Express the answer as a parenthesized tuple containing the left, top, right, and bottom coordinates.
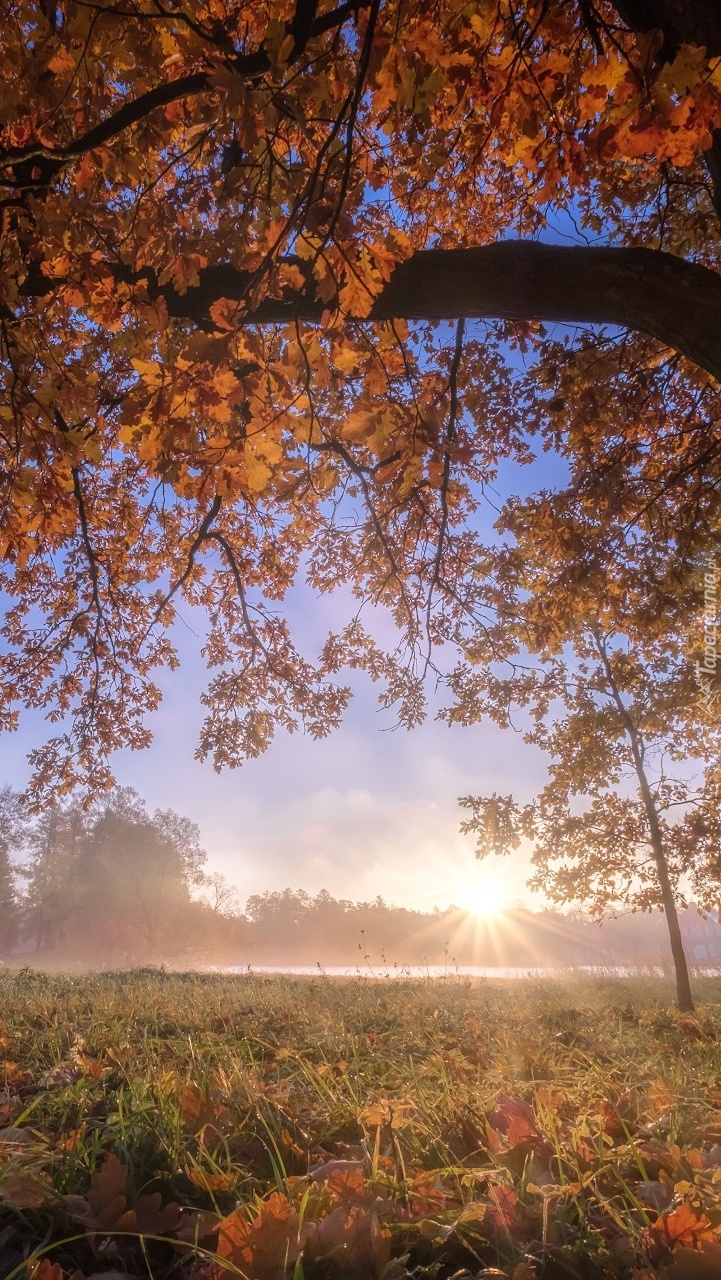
(213, 1191, 304, 1280)
(653, 1203, 716, 1249)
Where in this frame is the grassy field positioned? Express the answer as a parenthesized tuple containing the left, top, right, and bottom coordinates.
(2, 971, 721, 1279)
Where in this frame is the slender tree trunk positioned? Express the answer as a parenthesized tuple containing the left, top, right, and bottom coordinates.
(593, 630, 695, 1011)
(634, 767, 695, 1012)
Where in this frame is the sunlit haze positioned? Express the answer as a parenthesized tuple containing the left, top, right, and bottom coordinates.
(0, 607, 546, 915)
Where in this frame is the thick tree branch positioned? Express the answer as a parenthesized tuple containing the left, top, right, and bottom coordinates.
(613, 1, 721, 57)
(18, 241, 721, 382)
(155, 242, 721, 384)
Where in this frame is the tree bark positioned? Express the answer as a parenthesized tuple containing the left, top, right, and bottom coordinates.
(642, 794, 696, 1013)
(152, 242, 721, 384)
(593, 631, 695, 1011)
(626, 735, 695, 1011)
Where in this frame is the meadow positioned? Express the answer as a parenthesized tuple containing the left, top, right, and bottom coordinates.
(2, 970, 721, 1280)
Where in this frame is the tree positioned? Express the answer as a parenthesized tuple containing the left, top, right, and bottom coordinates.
(451, 529, 721, 1010)
(69, 791, 209, 961)
(1, 0, 721, 794)
(22, 800, 86, 950)
(0, 785, 27, 951)
(19, 788, 210, 960)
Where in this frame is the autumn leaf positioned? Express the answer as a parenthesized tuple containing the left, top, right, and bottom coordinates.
(184, 1164, 236, 1192)
(212, 1191, 304, 1280)
(310, 1159, 368, 1205)
(663, 1241, 721, 1278)
(47, 45, 76, 76)
(359, 1097, 416, 1131)
(652, 1203, 716, 1250)
(305, 1204, 392, 1276)
(69, 1152, 182, 1238)
(486, 1095, 541, 1150)
(1, 0, 721, 842)
(29, 1264, 65, 1280)
(0, 1167, 52, 1209)
(650, 1079, 677, 1113)
(337, 252, 384, 318)
(209, 298, 246, 330)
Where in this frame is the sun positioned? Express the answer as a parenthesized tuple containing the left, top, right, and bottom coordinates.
(464, 874, 509, 920)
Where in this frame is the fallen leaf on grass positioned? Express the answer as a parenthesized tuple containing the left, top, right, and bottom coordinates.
(40, 1037, 105, 1087)
(178, 1081, 218, 1131)
(456, 1187, 521, 1245)
(650, 1079, 677, 1112)
(652, 1203, 716, 1249)
(636, 1179, 674, 1211)
(305, 1203, 392, 1276)
(212, 1190, 304, 1280)
(174, 1206, 220, 1250)
(0, 1125, 36, 1146)
(310, 1159, 368, 1204)
(663, 1241, 721, 1278)
(677, 1018, 715, 1043)
(487, 1096, 541, 1152)
(360, 1097, 416, 1130)
(184, 1163, 236, 1192)
(68, 1151, 181, 1237)
(0, 1166, 52, 1208)
(29, 1265, 63, 1280)
(407, 1170, 451, 1215)
(29, 1263, 85, 1280)
(1, 1061, 31, 1087)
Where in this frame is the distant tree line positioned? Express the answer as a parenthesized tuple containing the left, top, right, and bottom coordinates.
(240, 887, 721, 971)
(1, 786, 718, 970)
(0, 785, 243, 965)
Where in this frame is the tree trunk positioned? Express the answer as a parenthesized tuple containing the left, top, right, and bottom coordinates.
(617, 713, 695, 1009)
(18, 244, 721, 387)
(637, 779, 695, 1012)
(593, 630, 695, 1010)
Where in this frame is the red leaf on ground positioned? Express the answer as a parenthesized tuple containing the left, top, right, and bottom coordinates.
(487, 1095, 541, 1149)
(305, 1204, 391, 1276)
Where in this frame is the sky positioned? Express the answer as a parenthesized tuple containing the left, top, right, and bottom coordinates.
(0, 579, 550, 914)
(0, 323, 573, 916)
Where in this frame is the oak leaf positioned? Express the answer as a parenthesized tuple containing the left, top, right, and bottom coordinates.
(652, 1203, 716, 1250)
(69, 1151, 182, 1238)
(212, 1191, 304, 1280)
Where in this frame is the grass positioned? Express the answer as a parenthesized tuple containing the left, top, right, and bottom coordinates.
(3, 969, 721, 1278)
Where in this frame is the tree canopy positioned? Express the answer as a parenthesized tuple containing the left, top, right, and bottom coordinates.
(1, 0, 721, 796)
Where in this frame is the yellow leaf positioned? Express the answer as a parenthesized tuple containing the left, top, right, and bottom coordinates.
(131, 357, 164, 386)
(210, 298, 245, 330)
(246, 452, 272, 494)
